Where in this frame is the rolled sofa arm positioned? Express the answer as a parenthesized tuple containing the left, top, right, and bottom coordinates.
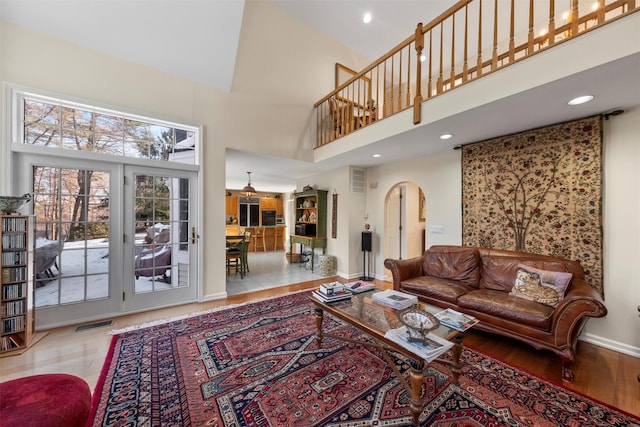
(384, 256, 424, 290)
(551, 277, 607, 344)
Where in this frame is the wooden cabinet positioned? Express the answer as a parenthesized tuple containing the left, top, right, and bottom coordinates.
(290, 190, 327, 272)
(226, 195, 238, 217)
(293, 190, 327, 239)
(260, 197, 277, 211)
(1, 215, 33, 353)
(275, 198, 283, 216)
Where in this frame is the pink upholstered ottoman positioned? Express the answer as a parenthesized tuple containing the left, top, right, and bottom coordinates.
(0, 373, 91, 427)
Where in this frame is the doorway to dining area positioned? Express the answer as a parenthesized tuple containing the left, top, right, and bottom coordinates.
(225, 251, 325, 295)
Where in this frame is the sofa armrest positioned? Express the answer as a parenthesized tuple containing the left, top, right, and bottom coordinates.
(551, 278, 607, 345)
(384, 256, 424, 290)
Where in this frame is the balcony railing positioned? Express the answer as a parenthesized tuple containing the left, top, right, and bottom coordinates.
(314, 0, 638, 148)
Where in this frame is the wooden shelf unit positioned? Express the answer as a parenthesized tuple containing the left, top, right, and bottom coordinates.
(290, 190, 328, 272)
(1, 214, 33, 353)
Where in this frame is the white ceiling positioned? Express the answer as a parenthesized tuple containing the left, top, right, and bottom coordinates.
(2, 1, 638, 193)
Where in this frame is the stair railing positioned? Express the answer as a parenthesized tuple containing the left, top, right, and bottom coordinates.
(314, 0, 638, 148)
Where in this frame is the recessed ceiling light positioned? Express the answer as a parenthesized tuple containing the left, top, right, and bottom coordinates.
(363, 12, 372, 24)
(568, 95, 594, 105)
(440, 133, 454, 140)
(372, 153, 381, 158)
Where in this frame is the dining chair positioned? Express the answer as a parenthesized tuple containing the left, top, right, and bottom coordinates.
(226, 234, 248, 278)
(273, 227, 281, 251)
(252, 227, 266, 252)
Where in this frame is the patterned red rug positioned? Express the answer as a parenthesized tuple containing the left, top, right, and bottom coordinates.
(88, 291, 638, 426)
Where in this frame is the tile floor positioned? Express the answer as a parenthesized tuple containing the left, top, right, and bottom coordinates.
(225, 250, 328, 295)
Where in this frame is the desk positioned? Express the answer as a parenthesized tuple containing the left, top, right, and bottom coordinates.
(289, 235, 327, 272)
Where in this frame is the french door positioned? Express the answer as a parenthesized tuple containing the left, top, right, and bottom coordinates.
(17, 154, 198, 326)
(122, 166, 198, 312)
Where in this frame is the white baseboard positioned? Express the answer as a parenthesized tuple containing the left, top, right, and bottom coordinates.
(580, 332, 640, 358)
(200, 291, 228, 302)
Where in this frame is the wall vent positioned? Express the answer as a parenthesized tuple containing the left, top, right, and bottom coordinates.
(351, 168, 366, 194)
(74, 320, 114, 332)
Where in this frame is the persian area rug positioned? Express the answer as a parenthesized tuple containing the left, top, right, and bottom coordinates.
(89, 291, 638, 426)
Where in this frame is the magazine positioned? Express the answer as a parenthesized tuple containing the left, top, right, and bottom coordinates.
(435, 308, 479, 331)
(371, 289, 417, 310)
(384, 326, 454, 362)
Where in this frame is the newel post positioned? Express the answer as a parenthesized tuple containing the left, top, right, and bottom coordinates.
(413, 22, 424, 125)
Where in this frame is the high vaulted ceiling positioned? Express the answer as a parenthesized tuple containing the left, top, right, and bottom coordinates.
(2, 1, 639, 192)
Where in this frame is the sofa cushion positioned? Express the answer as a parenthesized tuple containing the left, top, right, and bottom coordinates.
(510, 264, 573, 307)
(457, 289, 554, 330)
(423, 247, 480, 288)
(479, 255, 571, 293)
(400, 276, 474, 304)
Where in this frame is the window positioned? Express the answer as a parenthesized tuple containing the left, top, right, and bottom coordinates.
(16, 93, 198, 165)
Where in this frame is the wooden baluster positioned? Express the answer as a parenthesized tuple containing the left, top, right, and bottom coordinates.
(437, 22, 444, 93)
(463, 4, 469, 83)
(398, 49, 403, 112)
(383, 59, 388, 117)
(571, 0, 579, 37)
(477, 0, 483, 78)
(406, 45, 412, 109)
(391, 54, 396, 114)
(450, 12, 456, 89)
(414, 23, 424, 125)
(428, 30, 434, 98)
(548, 0, 556, 47)
(492, 0, 498, 71)
(527, 0, 535, 54)
(509, 0, 515, 62)
(596, 0, 604, 24)
(374, 65, 380, 121)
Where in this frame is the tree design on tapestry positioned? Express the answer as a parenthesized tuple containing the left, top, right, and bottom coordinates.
(462, 116, 603, 295)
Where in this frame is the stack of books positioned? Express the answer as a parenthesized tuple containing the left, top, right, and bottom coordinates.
(384, 326, 454, 362)
(312, 282, 352, 303)
(435, 308, 479, 331)
(371, 289, 417, 310)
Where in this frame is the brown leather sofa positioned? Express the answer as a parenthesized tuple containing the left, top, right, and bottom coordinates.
(384, 245, 607, 381)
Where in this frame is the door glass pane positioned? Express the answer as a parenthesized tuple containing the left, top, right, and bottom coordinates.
(134, 174, 190, 293)
(32, 167, 110, 307)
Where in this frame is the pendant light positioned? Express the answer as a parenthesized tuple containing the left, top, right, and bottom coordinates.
(242, 172, 257, 196)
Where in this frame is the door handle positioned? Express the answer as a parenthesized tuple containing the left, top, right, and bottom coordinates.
(191, 227, 198, 244)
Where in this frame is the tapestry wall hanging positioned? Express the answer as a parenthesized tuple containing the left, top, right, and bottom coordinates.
(461, 115, 603, 296)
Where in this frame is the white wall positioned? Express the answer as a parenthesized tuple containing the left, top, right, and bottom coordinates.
(587, 106, 640, 354)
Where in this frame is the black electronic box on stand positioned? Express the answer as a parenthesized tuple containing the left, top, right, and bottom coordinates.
(360, 231, 374, 281)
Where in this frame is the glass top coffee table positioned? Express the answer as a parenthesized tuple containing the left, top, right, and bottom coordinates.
(310, 289, 467, 426)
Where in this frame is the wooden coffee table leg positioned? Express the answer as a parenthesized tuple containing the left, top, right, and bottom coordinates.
(450, 334, 464, 383)
(409, 359, 425, 425)
(314, 308, 324, 347)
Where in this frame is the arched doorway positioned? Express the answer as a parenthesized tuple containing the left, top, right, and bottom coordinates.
(383, 181, 426, 281)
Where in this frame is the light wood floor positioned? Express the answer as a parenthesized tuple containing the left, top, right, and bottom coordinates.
(1, 278, 638, 418)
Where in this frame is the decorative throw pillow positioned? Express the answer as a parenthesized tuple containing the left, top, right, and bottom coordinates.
(510, 264, 573, 307)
